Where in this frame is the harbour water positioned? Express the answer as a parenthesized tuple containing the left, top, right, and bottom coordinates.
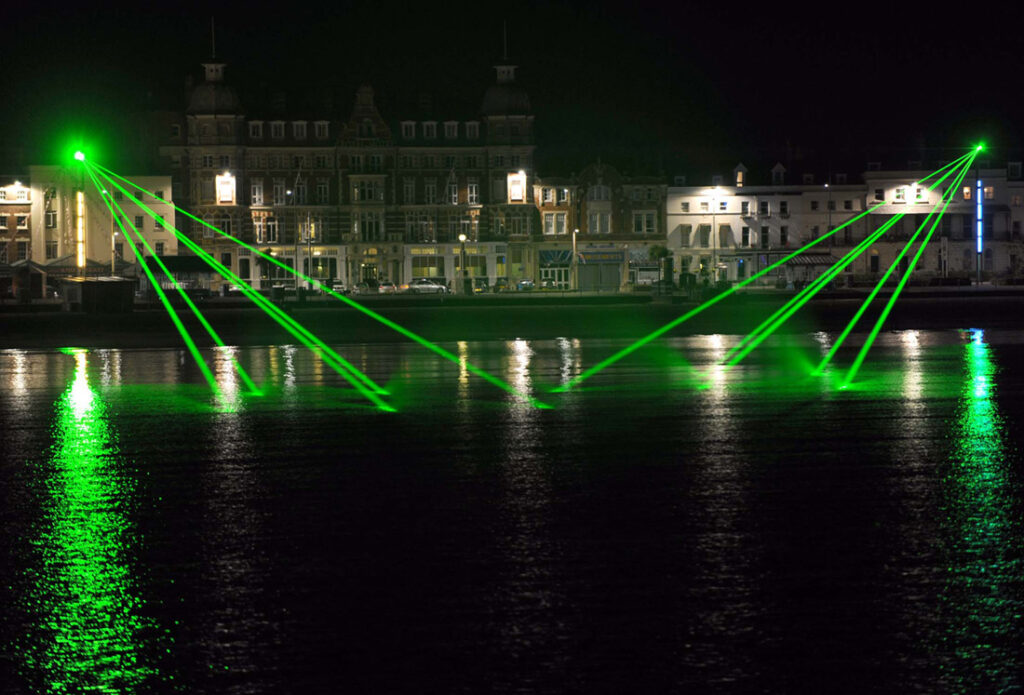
(2, 330, 1023, 693)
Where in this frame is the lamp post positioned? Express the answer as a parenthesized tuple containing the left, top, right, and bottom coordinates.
(571, 227, 578, 292)
(458, 232, 468, 294)
(711, 186, 719, 283)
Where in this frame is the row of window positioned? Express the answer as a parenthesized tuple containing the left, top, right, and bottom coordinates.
(248, 121, 330, 140)
(196, 153, 524, 172)
(0, 241, 30, 262)
(680, 199, 856, 214)
(400, 121, 480, 140)
(0, 214, 29, 229)
(0, 189, 29, 202)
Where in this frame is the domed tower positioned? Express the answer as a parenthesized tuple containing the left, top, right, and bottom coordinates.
(186, 62, 245, 145)
(480, 56, 533, 148)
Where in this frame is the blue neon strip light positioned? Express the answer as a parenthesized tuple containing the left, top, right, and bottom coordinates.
(976, 179, 983, 254)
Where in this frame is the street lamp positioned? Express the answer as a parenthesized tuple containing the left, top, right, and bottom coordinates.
(571, 227, 579, 292)
(458, 232, 468, 294)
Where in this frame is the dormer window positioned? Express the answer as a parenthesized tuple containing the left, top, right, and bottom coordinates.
(359, 119, 375, 138)
(772, 171, 783, 185)
(466, 122, 479, 139)
(293, 122, 307, 139)
(736, 171, 744, 187)
(270, 122, 285, 139)
(444, 122, 458, 139)
(314, 121, 329, 139)
(249, 122, 263, 139)
(423, 122, 437, 139)
(401, 121, 415, 139)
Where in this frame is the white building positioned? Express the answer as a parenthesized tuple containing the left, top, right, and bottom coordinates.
(667, 160, 1024, 286)
(28, 165, 176, 272)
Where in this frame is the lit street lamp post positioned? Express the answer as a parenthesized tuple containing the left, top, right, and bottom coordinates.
(458, 233, 468, 295)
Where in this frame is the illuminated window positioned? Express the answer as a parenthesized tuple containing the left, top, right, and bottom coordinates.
(467, 179, 479, 204)
(507, 172, 526, 203)
(963, 186, 972, 201)
(216, 173, 236, 204)
(543, 188, 554, 203)
(249, 122, 263, 138)
(466, 122, 479, 139)
(444, 122, 458, 139)
(984, 186, 995, 200)
(251, 181, 263, 205)
(736, 171, 744, 187)
(447, 181, 458, 204)
(544, 212, 567, 235)
(315, 122, 328, 139)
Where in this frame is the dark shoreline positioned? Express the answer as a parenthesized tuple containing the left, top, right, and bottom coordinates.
(2, 292, 1023, 350)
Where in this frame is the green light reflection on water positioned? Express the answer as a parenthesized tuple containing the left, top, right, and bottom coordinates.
(939, 329, 1021, 688)
(19, 350, 160, 693)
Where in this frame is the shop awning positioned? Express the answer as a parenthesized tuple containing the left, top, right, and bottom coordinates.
(540, 249, 572, 266)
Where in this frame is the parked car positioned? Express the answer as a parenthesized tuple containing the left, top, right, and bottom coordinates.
(492, 278, 510, 293)
(330, 282, 347, 294)
(404, 278, 447, 294)
(350, 281, 377, 295)
(472, 278, 489, 294)
(378, 280, 398, 294)
(516, 279, 535, 292)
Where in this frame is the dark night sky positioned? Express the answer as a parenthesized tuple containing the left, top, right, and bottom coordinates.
(2, 1, 1021, 175)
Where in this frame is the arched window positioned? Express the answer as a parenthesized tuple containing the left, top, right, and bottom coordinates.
(587, 185, 610, 201)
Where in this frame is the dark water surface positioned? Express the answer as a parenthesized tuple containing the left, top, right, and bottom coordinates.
(2, 330, 1024, 693)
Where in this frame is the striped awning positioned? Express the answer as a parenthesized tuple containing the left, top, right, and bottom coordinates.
(786, 254, 837, 266)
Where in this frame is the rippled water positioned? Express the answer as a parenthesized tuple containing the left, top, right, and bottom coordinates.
(2, 330, 1023, 693)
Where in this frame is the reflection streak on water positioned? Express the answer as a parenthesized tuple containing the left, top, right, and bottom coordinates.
(15, 350, 158, 692)
(901, 330, 923, 404)
(939, 328, 1021, 689)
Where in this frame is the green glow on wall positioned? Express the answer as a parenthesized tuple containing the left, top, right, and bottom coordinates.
(90, 161, 551, 410)
(17, 350, 159, 691)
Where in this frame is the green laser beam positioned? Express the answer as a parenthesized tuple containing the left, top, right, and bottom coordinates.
(840, 153, 977, 387)
(90, 161, 552, 409)
(82, 166, 223, 398)
(99, 183, 262, 396)
(89, 165, 395, 412)
(816, 155, 976, 376)
(721, 216, 903, 368)
(547, 151, 974, 393)
(722, 156, 975, 369)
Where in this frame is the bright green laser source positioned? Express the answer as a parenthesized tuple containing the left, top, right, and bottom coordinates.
(74, 151, 85, 161)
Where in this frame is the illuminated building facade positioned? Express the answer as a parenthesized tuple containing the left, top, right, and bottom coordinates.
(27, 166, 176, 276)
(667, 160, 1024, 285)
(159, 56, 536, 291)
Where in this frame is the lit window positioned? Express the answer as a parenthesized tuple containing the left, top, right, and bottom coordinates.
(984, 186, 995, 200)
(543, 188, 554, 203)
(736, 171, 744, 187)
(251, 181, 264, 205)
(468, 179, 479, 205)
(558, 188, 568, 203)
(507, 172, 526, 203)
(963, 186, 972, 201)
(543, 212, 567, 235)
(216, 173, 236, 204)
